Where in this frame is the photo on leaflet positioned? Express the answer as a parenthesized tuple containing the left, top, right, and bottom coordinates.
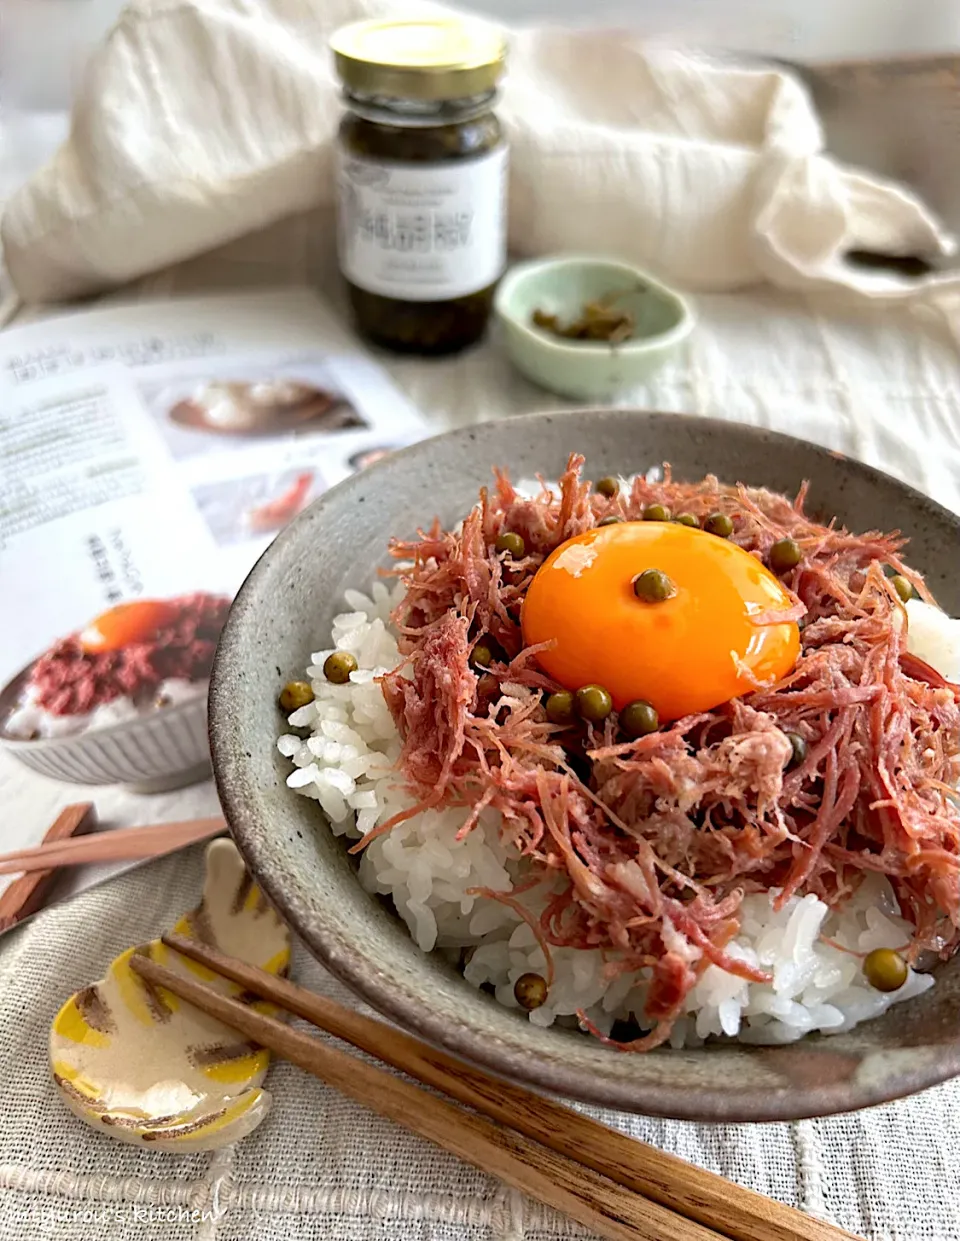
(137, 355, 368, 462)
(0, 592, 231, 742)
(192, 468, 325, 547)
(346, 444, 401, 472)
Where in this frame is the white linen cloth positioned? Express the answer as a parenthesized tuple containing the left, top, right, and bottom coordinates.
(5, 0, 960, 327)
(2, 249, 960, 1239)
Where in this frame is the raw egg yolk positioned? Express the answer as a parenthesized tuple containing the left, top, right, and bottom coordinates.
(521, 522, 801, 721)
(80, 600, 181, 653)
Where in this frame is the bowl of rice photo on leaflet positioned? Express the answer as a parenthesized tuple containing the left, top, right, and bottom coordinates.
(210, 410, 960, 1121)
(0, 593, 230, 790)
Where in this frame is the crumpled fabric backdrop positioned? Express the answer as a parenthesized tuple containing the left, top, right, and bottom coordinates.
(5, 0, 960, 326)
(2, 219, 960, 1235)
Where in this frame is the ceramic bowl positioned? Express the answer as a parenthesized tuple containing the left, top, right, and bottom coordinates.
(0, 661, 211, 792)
(493, 257, 694, 399)
(210, 410, 960, 1122)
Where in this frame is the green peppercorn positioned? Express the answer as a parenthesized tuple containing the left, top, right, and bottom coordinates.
(495, 531, 526, 558)
(633, 568, 677, 603)
(863, 947, 908, 993)
(673, 512, 699, 528)
(598, 515, 624, 527)
(514, 972, 548, 1010)
(470, 641, 496, 670)
(643, 503, 671, 522)
(768, 537, 802, 574)
(322, 652, 358, 684)
(703, 512, 734, 538)
(620, 699, 659, 738)
(576, 684, 613, 722)
(596, 476, 620, 498)
(545, 690, 576, 725)
(784, 731, 807, 768)
(891, 575, 916, 604)
(279, 680, 314, 712)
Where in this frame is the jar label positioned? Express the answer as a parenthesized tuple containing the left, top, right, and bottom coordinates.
(336, 145, 508, 302)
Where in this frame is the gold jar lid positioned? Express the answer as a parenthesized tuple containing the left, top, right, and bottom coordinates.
(330, 17, 506, 102)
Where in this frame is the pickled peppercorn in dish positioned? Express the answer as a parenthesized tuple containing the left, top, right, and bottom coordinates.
(531, 297, 636, 344)
(279, 457, 960, 1049)
(3, 594, 231, 740)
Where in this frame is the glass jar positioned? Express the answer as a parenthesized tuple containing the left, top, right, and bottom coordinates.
(330, 17, 508, 355)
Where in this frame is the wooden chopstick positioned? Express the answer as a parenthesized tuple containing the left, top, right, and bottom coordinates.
(131, 950, 721, 1241)
(0, 817, 225, 875)
(0, 803, 97, 930)
(141, 935, 864, 1241)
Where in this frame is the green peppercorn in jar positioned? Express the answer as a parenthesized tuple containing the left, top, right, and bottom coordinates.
(331, 17, 508, 355)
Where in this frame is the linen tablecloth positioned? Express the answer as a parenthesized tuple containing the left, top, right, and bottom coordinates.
(2, 225, 960, 1240)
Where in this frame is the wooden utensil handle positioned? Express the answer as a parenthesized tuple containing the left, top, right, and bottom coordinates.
(131, 953, 723, 1241)
(0, 804, 96, 930)
(163, 932, 858, 1241)
(0, 818, 225, 875)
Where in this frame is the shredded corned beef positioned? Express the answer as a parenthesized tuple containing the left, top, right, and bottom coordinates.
(28, 593, 230, 716)
(370, 455, 960, 1048)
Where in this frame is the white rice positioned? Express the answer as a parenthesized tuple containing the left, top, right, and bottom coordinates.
(6, 676, 206, 739)
(279, 585, 960, 1047)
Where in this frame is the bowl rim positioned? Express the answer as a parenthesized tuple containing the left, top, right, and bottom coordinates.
(211, 409, 960, 1122)
(493, 255, 695, 356)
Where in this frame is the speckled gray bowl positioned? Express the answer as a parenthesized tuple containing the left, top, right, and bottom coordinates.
(210, 410, 960, 1122)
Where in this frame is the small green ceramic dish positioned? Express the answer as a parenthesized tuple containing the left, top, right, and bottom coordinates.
(494, 256, 694, 399)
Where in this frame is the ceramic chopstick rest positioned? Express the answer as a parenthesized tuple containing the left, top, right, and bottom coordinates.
(49, 838, 290, 1151)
